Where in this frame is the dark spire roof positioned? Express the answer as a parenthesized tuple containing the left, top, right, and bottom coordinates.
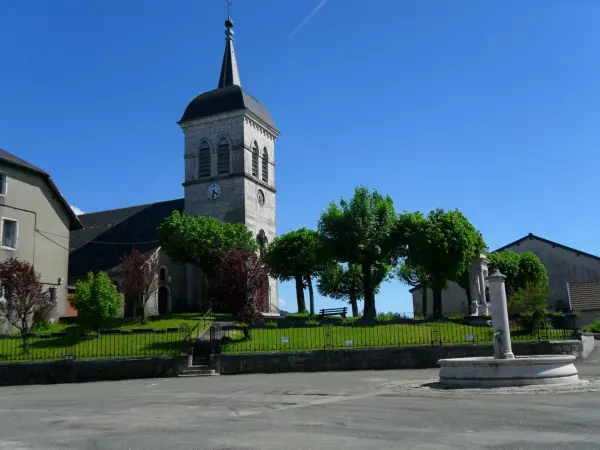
(218, 18, 241, 89)
(178, 15, 278, 132)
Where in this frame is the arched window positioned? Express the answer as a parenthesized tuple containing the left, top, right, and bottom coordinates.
(159, 267, 167, 282)
(217, 138, 230, 175)
(251, 142, 259, 177)
(198, 141, 211, 178)
(261, 148, 269, 183)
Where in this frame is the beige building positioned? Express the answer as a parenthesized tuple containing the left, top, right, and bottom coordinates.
(69, 15, 279, 316)
(411, 233, 600, 320)
(0, 148, 82, 331)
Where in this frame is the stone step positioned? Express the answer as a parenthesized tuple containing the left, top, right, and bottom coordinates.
(179, 367, 217, 377)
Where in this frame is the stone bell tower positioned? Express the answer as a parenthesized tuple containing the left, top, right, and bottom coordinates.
(178, 13, 279, 312)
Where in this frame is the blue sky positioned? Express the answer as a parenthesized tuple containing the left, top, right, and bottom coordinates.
(1, 1, 600, 314)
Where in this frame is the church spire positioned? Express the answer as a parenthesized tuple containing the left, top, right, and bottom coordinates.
(217, 11, 241, 89)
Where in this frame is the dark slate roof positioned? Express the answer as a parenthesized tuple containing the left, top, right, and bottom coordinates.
(179, 85, 277, 131)
(568, 282, 600, 311)
(0, 148, 82, 230)
(493, 233, 600, 262)
(68, 198, 184, 278)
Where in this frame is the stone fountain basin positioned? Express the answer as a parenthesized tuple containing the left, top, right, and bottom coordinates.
(438, 355, 579, 388)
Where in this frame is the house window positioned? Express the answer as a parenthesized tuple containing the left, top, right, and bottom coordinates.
(251, 142, 259, 177)
(0, 173, 6, 196)
(198, 142, 211, 178)
(1, 218, 18, 250)
(261, 148, 268, 183)
(159, 267, 167, 281)
(49, 287, 57, 302)
(217, 138, 230, 175)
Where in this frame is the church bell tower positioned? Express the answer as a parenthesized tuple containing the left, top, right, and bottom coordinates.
(178, 13, 279, 312)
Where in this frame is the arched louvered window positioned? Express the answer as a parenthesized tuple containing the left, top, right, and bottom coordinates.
(217, 138, 230, 175)
(261, 148, 269, 183)
(198, 141, 211, 178)
(251, 142, 259, 178)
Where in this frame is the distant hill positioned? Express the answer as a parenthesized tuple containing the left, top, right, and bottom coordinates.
(278, 310, 290, 317)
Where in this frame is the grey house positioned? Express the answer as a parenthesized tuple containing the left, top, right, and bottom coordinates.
(0, 148, 82, 331)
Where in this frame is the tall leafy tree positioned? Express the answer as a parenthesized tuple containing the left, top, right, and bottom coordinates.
(488, 250, 548, 297)
(157, 211, 257, 307)
(0, 258, 56, 350)
(397, 262, 431, 317)
(210, 249, 269, 325)
(399, 209, 486, 318)
(264, 228, 325, 315)
(318, 187, 400, 319)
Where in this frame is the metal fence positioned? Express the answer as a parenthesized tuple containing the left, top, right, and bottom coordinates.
(0, 330, 187, 363)
(219, 321, 577, 354)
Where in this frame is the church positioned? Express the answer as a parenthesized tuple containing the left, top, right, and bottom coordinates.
(68, 15, 279, 316)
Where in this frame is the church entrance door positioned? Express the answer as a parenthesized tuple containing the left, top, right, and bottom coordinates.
(158, 287, 168, 315)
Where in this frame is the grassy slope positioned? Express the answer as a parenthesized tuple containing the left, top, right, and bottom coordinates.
(222, 322, 572, 354)
(0, 314, 213, 363)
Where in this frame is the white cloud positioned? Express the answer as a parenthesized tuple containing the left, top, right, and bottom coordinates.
(278, 297, 286, 308)
(290, 0, 330, 37)
(70, 205, 85, 216)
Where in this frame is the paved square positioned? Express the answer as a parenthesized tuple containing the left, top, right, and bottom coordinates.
(0, 359, 600, 449)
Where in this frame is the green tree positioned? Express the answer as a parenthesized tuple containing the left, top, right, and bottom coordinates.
(70, 272, 123, 331)
(157, 211, 257, 309)
(264, 228, 325, 315)
(397, 262, 431, 317)
(318, 263, 363, 317)
(508, 283, 550, 331)
(399, 209, 486, 318)
(318, 187, 400, 319)
(488, 250, 548, 297)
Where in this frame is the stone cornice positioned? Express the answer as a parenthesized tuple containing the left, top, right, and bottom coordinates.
(182, 173, 277, 194)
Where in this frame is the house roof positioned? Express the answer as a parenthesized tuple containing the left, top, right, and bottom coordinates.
(568, 281, 600, 311)
(0, 148, 82, 230)
(68, 198, 184, 278)
(493, 233, 600, 262)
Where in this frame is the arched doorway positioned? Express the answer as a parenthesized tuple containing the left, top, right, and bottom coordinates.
(158, 286, 169, 315)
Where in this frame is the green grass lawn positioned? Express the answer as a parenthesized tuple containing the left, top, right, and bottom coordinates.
(0, 313, 214, 363)
(222, 322, 575, 354)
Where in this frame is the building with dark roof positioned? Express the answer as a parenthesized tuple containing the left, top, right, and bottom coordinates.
(410, 233, 600, 324)
(69, 14, 280, 316)
(0, 147, 81, 330)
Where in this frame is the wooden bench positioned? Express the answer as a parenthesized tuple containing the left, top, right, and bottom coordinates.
(319, 307, 347, 319)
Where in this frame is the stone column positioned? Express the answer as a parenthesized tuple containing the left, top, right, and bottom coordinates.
(487, 269, 515, 360)
(471, 277, 480, 316)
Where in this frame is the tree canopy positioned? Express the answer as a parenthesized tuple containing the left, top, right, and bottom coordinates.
(120, 249, 159, 323)
(157, 211, 257, 276)
(398, 208, 486, 317)
(488, 250, 548, 296)
(318, 187, 400, 319)
(264, 228, 325, 314)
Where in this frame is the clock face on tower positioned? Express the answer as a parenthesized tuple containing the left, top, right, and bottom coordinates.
(206, 183, 221, 200)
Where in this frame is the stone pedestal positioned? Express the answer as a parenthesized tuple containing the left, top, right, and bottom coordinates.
(487, 269, 514, 360)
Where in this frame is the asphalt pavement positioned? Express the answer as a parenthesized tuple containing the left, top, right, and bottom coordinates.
(0, 355, 599, 450)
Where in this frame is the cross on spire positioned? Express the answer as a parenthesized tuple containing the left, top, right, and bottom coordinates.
(218, 0, 241, 88)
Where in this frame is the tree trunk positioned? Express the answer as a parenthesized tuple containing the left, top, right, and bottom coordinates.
(421, 282, 428, 318)
(349, 294, 359, 317)
(295, 275, 306, 313)
(138, 295, 146, 324)
(433, 287, 443, 319)
(21, 321, 29, 353)
(307, 274, 315, 316)
(362, 263, 376, 319)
